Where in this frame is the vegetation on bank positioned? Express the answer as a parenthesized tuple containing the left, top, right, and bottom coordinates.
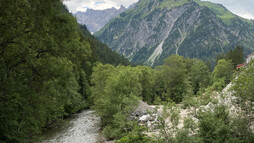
(91, 48, 254, 142)
(94, 59, 254, 143)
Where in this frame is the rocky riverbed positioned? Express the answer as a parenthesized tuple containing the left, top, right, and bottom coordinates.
(42, 110, 101, 143)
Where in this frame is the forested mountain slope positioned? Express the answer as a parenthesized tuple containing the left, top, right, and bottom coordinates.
(96, 0, 254, 66)
(80, 25, 130, 66)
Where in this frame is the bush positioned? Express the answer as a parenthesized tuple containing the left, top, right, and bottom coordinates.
(158, 105, 254, 143)
(197, 105, 254, 143)
(116, 126, 157, 143)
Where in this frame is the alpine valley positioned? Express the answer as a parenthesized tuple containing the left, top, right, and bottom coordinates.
(2, 0, 254, 142)
(95, 0, 254, 66)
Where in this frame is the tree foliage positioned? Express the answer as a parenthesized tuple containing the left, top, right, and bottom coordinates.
(91, 64, 141, 139)
(80, 25, 131, 66)
(188, 59, 211, 94)
(212, 59, 234, 90)
(157, 105, 254, 143)
(232, 62, 254, 115)
(0, 0, 98, 142)
(216, 46, 245, 68)
(197, 106, 254, 143)
(135, 66, 156, 104)
(232, 62, 254, 102)
(156, 55, 191, 103)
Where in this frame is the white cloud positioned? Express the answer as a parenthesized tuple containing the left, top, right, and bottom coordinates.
(64, 0, 138, 13)
(201, 0, 254, 19)
(64, 0, 254, 20)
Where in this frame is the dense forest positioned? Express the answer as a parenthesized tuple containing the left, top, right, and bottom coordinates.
(80, 25, 131, 66)
(0, 0, 129, 142)
(1, 0, 254, 143)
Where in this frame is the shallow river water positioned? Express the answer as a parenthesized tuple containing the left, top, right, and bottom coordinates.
(42, 110, 101, 143)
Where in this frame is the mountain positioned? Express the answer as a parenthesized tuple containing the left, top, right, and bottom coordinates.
(128, 2, 137, 9)
(80, 24, 131, 66)
(96, 0, 254, 66)
(74, 6, 127, 33)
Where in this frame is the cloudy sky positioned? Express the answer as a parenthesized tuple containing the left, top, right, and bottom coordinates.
(202, 0, 254, 19)
(63, 0, 138, 13)
(64, 0, 254, 19)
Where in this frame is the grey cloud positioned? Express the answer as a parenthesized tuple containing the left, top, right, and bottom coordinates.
(202, 0, 254, 19)
(64, 0, 138, 13)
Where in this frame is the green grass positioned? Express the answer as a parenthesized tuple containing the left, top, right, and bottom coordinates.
(194, 0, 236, 25)
(159, 0, 190, 10)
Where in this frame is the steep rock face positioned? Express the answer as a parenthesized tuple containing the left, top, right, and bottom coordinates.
(74, 6, 127, 33)
(96, 0, 254, 66)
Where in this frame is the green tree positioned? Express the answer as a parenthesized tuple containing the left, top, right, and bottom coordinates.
(216, 46, 245, 68)
(232, 62, 254, 114)
(157, 55, 191, 103)
(92, 65, 142, 139)
(212, 59, 234, 90)
(197, 106, 254, 143)
(135, 66, 156, 104)
(90, 63, 116, 105)
(225, 46, 245, 68)
(232, 62, 254, 102)
(188, 59, 211, 94)
(0, 0, 95, 142)
(80, 25, 131, 66)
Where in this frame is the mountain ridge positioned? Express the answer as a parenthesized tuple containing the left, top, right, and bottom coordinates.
(74, 5, 127, 33)
(96, 0, 254, 66)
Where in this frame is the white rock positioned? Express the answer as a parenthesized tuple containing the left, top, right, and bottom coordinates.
(147, 120, 151, 128)
(139, 114, 152, 122)
(154, 114, 158, 122)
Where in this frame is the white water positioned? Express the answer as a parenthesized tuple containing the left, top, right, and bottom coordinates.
(42, 110, 101, 143)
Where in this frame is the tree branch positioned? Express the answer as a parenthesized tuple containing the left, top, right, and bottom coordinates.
(0, 31, 30, 55)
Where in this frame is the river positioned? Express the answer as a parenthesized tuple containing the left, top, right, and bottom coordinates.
(42, 110, 101, 143)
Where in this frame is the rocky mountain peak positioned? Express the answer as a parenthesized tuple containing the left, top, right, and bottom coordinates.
(96, 0, 254, 67)
(119, 5, 126, 11)
(74, 6, 127, 33)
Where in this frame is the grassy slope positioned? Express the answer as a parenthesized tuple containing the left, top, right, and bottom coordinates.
(159, 0, 190, 9)
(193, 0, 252, 25)
(96, 0, 253, 36)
